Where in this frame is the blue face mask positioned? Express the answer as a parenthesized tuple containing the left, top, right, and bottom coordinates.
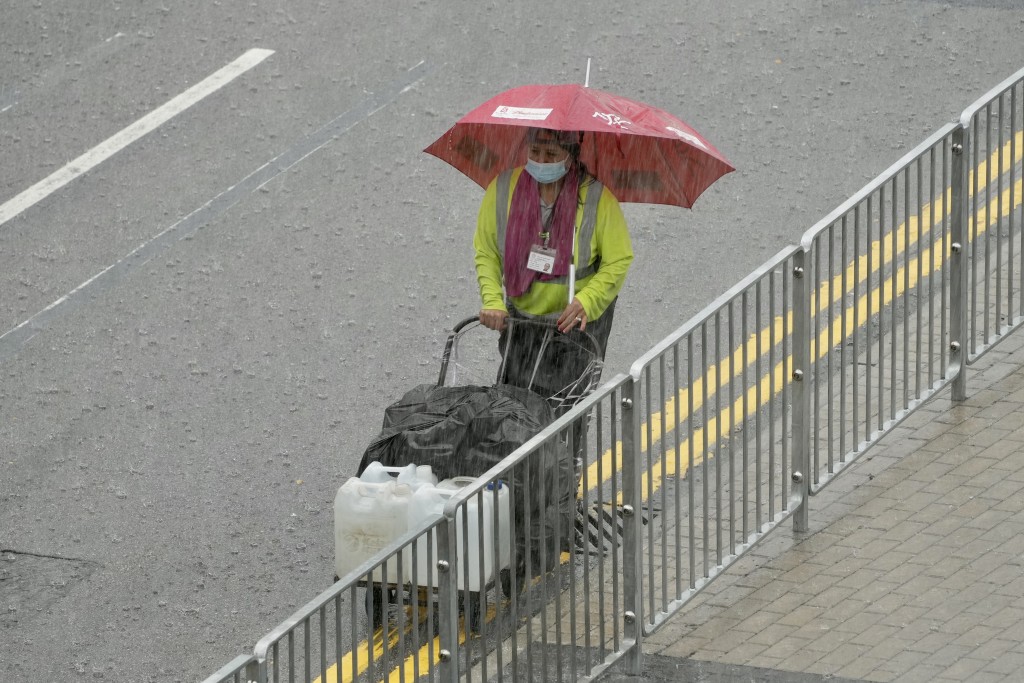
(525, 158, 569, 184)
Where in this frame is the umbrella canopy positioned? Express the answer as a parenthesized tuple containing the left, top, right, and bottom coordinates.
(424, 83, 734, 208)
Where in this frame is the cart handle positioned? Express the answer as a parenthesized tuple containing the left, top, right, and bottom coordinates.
(437, 316, 481, 386)
(436, 314, 603, 388)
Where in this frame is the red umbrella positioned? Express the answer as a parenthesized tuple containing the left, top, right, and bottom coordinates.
(424, 83, 734, 208)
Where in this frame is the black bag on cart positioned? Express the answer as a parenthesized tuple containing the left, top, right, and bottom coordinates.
(356, 382, 575, 577)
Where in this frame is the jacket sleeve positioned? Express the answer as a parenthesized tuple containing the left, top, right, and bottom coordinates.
(575, 187, 633, 319)
(473, 179, 508, 312)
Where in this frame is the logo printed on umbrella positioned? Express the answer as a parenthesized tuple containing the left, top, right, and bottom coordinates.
(593, 112, 631, 129)
(666, 126, 708, 150)
(492, 106, 553, 121)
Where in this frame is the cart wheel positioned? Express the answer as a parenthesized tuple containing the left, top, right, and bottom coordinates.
(500, 567, 526, 599)
(365, 585, 395, 631)
(459, 592, 484, 632)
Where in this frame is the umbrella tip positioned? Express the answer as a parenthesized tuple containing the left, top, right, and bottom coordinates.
(584, 58, 591, 88)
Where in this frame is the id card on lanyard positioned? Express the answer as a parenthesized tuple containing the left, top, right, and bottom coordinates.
(527, 245, 557, 274)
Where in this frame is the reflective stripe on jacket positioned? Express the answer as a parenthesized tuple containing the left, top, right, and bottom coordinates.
(473, 167, 633, 321)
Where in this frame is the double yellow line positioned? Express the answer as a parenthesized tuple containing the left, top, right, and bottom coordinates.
(326, 131, 1022, 683)
(318, 606, 470, 683)
(590, 130, 1023, 502)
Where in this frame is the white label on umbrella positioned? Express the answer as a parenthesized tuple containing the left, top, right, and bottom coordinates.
(667, 126, 708, 149)
(492, 106, 553, 121)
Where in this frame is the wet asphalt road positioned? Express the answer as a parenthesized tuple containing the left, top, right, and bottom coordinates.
(2, 2, 1023, 681)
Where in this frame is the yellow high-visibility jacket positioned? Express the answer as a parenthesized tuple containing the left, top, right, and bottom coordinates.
(473, 167, 633, 321)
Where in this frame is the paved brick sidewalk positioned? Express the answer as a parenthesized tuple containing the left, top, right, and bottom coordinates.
(603, 332, 1024, 682)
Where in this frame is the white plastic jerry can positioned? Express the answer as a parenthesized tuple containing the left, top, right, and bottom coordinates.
(359, 461, 437, 489)
(406, 477, 512, 591)
(333, 462, 438, 582)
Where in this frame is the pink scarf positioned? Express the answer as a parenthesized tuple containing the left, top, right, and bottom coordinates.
(504, 165, 580, 298)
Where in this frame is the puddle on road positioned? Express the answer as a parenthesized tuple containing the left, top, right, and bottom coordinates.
(0, 551, 96, 628)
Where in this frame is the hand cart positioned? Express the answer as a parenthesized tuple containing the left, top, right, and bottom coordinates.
(340, 314, 605, 631)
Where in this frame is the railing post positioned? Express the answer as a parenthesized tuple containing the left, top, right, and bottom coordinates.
(950, 124, 970, 401)
(620, 377, 644, 674)
(436, 518, 460, 682)
(240, 655, 264, 683)
(791, 250, 812, 532)
(245, 659, 264, 683)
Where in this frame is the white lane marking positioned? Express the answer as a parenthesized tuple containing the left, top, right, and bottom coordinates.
(0, 47, 275, 228)
(0, 60, 433, 362)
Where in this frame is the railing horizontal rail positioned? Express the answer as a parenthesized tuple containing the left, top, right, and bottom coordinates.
(630, 245, 802, 375)
(799, 124, 960, 252)
(959, 65, 1024, 125)
(200, 654, 258, 683)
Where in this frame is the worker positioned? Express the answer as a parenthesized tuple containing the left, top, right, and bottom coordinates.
(473, 127, 634, 403)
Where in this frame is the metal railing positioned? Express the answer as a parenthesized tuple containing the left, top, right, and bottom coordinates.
(628, 245, 804, 634)
(203, 654, 259, 683)
(204, 63, 1024, 683)
(431, 374, 634, 682)
(801, 123, 960, 495)
(959, 70, 1024, 369)
(201, 516, 450, 683)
